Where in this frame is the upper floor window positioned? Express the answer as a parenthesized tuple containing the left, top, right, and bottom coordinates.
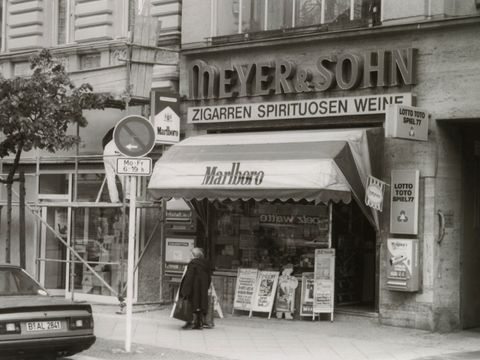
(214, 0, 371, 37)
(54, 0, 73, 45)
(57, 0, 68, 44)
(0, 0, 4, 52)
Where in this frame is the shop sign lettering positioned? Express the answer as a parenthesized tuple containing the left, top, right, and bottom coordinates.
(390, 170, 419, 235)
(188, 93, 411, 123)
(202, 162, 264, 186)
(392, 183, 414, 202)
(188, 48, 417, 100)
(259, 214, 328, 228)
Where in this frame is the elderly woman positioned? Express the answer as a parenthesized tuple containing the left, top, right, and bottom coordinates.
(179, 247, 212, 329)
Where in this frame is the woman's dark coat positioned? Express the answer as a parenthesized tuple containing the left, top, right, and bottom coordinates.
(179, 258, 212, 314)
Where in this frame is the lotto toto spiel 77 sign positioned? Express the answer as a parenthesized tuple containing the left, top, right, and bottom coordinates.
(390, 170, 419, 235)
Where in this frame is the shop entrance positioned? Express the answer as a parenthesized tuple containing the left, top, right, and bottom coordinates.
(332, 202, 376, 312)
(461, 124, 480, 329)
(204, 199, 377, 314)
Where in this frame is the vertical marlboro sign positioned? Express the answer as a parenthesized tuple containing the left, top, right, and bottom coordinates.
(365, 175, 386, 211)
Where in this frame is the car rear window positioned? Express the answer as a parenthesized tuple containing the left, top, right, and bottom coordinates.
(0, 268, 44, 296)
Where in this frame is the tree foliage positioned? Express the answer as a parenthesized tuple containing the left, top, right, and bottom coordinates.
(0, 48, 113, 263)
(0, 49, 111, 163)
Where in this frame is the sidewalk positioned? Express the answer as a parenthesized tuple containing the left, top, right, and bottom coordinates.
(91, 304, 480, 360)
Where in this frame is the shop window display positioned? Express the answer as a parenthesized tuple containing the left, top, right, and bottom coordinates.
(72, 207, 125, 296)
(212, 200, 329, 273)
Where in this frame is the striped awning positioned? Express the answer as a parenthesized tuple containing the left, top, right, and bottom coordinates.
(148, 128, 377, 225)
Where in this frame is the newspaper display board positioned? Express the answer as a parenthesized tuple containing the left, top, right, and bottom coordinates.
(250, 271, 279, 319)
(232, 268, 258, 313)
(300, 272, 315, 317)
(313, 249, 335, 321)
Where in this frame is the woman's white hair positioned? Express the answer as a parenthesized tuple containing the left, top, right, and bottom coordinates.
(191, 247, 204, 259)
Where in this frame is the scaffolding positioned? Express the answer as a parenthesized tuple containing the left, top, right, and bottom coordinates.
(0, 152, 163, 305)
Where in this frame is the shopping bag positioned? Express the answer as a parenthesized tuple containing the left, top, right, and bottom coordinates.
(172, 297, 193, 322)
(203, 293, 215, 328)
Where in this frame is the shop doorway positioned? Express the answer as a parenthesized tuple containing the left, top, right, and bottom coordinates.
(461, 124, 480, 329)
(332, 202, 376, 312)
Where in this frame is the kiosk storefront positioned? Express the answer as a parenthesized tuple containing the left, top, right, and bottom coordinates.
(148, 128, 381, 314)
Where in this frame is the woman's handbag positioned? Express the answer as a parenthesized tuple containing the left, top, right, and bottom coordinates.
(173, 297, 193, 322)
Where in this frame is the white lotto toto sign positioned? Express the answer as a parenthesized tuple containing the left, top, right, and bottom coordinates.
(390, 170, 420, 235)
(386, 105, 429, 141)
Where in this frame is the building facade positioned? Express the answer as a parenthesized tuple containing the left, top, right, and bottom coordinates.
(0, 0, 181, 305)
(156, 0, 480, 331)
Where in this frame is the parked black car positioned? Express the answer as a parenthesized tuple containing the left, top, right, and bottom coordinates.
(0, 264, 95, 359)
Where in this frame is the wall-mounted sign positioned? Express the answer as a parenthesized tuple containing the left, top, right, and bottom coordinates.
(250, 271, 279, 319)
(188, 93, 412, 124)
(313, 249, 335, 320)
(151, 92, 180, 144)
(390, 170, 420, 235)
(116, 157, 152, 176)
(188, 48, 417, 100)
(365, 175, 387, 211)
(233, 268, 258, 312)
(165, 237, 194, 264)
(386, 238, 420, 292)
(385, 105, 429, 141)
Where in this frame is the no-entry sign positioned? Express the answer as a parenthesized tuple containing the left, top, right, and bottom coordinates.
(113, 115, 155, 157)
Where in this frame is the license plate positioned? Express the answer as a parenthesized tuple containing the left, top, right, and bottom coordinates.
(25, 321, 62, 332)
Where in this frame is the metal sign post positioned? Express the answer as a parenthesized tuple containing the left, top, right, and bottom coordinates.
(112, 115, 155, 353)
(125, 175, 136, 353)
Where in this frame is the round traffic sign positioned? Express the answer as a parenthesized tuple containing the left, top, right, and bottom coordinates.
(113, 115, 155, 157)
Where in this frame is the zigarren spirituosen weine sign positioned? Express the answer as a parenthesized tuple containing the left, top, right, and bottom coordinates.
(186, 47, 416, 123)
